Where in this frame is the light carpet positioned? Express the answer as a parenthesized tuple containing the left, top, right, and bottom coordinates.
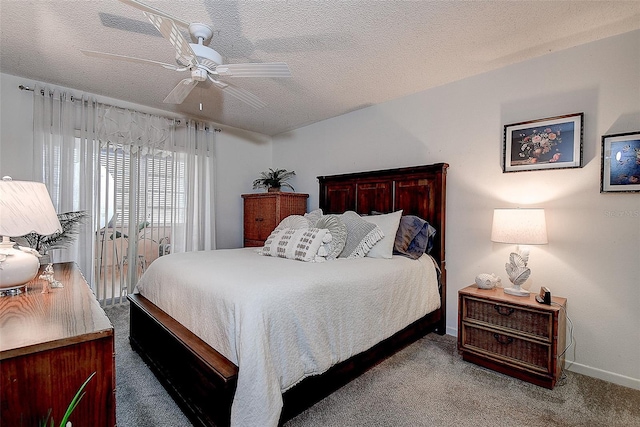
(105, 303, 640, 427)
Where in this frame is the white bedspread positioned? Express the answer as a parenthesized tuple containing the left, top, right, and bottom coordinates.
(134, 248, 440, 427)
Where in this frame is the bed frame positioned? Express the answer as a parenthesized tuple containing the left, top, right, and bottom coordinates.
(128, 163, 448, 427)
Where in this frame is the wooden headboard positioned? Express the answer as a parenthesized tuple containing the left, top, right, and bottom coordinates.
(317, 163, 449, 288)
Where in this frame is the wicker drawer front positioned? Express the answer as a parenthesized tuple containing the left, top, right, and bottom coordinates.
(461, 324, 551, 374)
(463, 297, 551, 341)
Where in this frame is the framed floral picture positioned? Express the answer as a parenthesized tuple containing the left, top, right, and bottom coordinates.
(600, 131, 640, 193)
(503, 113, 584, 172)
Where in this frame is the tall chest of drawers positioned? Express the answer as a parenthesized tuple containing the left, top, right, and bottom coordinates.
(458, 285, 566, 389)
(242, 192, 309, 247)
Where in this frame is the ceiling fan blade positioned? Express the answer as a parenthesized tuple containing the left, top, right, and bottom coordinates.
(144, 12, 198, 68)
(215, 62, 292, 78)
(163, 78, 198, 104)
(209, 77, 266, 109)
(81, 50, 180, 70)
(118, 0, 189, 28)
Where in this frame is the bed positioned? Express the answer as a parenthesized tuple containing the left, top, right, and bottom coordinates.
(127, 163, 448, 427)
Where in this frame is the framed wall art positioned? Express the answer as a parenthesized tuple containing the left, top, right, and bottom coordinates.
(503, 113, 584, 172)
(600, 131, 640, 193)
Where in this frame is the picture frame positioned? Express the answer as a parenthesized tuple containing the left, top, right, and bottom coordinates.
(503, 113, 584, 172)
(600, 131, 640, 193)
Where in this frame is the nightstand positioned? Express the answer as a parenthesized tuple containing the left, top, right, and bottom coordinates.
(458, 285, 566, 389)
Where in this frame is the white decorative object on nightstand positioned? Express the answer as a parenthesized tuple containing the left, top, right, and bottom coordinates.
(474, 273, 501, 289)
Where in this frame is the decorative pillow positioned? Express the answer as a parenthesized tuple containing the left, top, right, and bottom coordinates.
(275, 214, 312, 231)
(304, 209, 323, 224)
(393, 215, 437, 259)
(363, 210, 403, 259)
(338, 211, 384, 259)
(314, 214, 347, 260)
(261, 227, 330, 262)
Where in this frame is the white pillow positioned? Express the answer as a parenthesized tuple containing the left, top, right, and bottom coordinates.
(314, 214, 347, 259)
(304, 209, 324, 224)
(261, 227, 329, 262)
(275, 214, 312, 230)
(363, 210, 403, 259)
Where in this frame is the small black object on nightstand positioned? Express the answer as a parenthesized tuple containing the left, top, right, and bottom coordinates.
(536, 286, 551, 304)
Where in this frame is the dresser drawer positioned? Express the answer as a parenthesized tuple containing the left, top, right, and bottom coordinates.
(460, 323, 552, 374)
(461, 296, 552, 341)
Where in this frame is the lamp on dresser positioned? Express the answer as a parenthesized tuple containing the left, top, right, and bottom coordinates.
(0, 177, 62, 295)
(491, 207, 548, 296)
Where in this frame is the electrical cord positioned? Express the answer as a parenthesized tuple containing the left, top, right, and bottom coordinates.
(552, 301, 574, 386)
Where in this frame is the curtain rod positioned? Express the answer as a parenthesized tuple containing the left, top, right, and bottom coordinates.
(18, 84, 222, 133)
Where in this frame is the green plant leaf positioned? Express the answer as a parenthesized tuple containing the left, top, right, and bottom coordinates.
(252, 169, 296, 190)
(39, 409, 53, 427)
(11, 211, 89, 254)
(59, 372, 95, 427)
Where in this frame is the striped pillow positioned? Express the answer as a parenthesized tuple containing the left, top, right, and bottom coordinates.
(338, 211, 384, 259)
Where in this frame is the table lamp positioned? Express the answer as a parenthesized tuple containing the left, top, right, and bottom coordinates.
(0, 177, 62, 295)
(491, 208, 548, 296)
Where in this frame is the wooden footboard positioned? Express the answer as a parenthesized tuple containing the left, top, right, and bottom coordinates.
(128, 293, 442, 427)
(128, 294, 238, 427)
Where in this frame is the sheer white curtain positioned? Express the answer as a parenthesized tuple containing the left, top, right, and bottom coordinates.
(170, 120, 216, 253)
(32, 85, 99, 284)
(32, 87, 216, 304)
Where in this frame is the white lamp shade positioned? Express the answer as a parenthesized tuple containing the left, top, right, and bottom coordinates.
(0, 179, 62, 237)
(491, 208, 548, 245)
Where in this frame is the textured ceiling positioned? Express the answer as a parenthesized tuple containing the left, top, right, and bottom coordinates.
(1, 1, 639, 136)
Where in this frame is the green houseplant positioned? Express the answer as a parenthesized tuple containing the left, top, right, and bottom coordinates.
(39, 372, 95, 427)
(12, 210, 88, 263)
(252, 168, 296, 192)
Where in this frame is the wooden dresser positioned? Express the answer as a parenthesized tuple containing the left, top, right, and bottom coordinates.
(458, 285, 566, 389)
(242, 192, 308, 247)
(0, 262, 116, 426)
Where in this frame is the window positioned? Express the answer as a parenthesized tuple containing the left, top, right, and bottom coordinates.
(95, 142, 182, 303)
(32, 90, 216, 306)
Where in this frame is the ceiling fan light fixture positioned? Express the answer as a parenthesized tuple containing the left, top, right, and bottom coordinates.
(189, 43, 223, 69)
(191, 68, 207, 82)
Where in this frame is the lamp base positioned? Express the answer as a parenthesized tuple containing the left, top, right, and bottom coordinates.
(0, 284, 27, 296)
(503, 286, 530, 297)
(0, 239, 40, 296)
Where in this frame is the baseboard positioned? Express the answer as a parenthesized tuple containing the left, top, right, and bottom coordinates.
(446, 329, 640, 391)
(566, 361, 640, 391)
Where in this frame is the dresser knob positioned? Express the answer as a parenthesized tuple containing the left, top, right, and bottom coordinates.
(255, 217, 264, 222)
(493, 333, 514, 345)
(494, 304, 514, 316)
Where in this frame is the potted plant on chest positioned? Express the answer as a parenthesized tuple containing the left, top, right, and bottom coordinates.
(252, 168, 296, 192)
(12, 211, 89, 264)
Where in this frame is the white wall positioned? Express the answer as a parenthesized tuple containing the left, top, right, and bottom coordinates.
(0, 72, 272, 250)
(273, 30, 640, 389)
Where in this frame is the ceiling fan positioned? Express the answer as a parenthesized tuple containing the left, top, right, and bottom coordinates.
(82, 0, 291, 109)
